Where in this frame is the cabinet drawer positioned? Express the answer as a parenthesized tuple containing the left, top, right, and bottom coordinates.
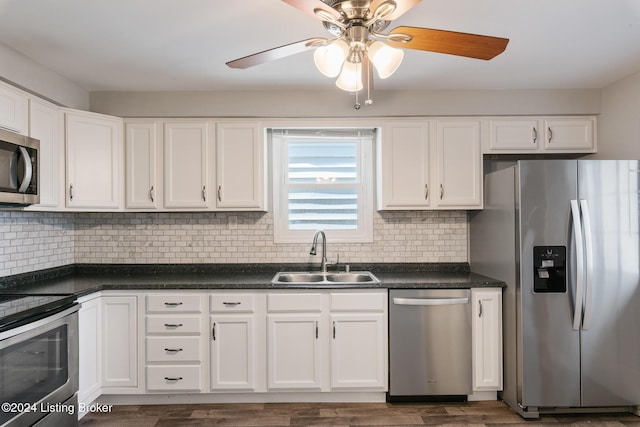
(330, 292, 387, 312)
(267, 293, 322, 312)
(146, 315, 201, 334)
(146, 366, 201, 391)
(146, 295, 202, 313)
(146, 337, 201, 363)
(210, 294, 254, 313)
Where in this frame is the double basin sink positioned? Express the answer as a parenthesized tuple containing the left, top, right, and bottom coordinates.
(271, 271, 380, 286)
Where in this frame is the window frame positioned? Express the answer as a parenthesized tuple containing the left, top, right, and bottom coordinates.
(271, 128, 375, 244)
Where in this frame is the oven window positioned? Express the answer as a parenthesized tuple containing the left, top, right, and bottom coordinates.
(0, 141, 20, 193)
(0, 325, 69, 424)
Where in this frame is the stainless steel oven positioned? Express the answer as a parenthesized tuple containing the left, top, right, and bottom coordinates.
(0, 295, 78, 427)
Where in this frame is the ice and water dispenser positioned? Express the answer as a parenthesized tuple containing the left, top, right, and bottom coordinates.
(533, 246, 567, 292)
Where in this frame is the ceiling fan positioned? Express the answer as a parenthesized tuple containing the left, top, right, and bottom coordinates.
(226, 0, 509, 109)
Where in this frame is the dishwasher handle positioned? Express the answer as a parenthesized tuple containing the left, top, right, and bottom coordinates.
(393, 297, 469, 306)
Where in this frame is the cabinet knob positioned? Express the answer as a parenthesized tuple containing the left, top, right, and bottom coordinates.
(150, 186, 155, 203)
(69, 184, 74, 201)
(548, 127, 553, 143)
(164, 377, 183, 382)
(440, 184, 444, 200)
(164, 348, 183, 353)
(202, 185, 207, 202)
(424, 184, 429, 200)
(532, 127, 538, 144)
(217, 185, 222, 202)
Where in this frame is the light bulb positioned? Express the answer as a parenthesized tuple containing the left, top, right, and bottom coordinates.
(367, 41, 404, 79)
(313, 40, 349, 78)
(336, 60, 363, 92)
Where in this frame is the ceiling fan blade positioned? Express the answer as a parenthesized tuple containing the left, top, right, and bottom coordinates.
(281, 0, 342, 20)
(388, 26, 509, 60)
(369, 0, 422, 21)
(226, 38, 326, 69)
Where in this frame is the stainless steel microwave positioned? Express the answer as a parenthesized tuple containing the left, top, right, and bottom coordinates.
(0, 127, 39, 206)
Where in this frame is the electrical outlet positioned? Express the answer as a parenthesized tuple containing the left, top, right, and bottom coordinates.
(228, 215, 238, 230)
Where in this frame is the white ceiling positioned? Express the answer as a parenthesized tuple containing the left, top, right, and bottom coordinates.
(1, 0, 640, 93)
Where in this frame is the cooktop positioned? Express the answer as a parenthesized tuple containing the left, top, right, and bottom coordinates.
(0, 294, 77, 333)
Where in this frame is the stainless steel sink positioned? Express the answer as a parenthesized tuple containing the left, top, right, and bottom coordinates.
(271, 271, 380, 286)
(325, 273, 376, 283)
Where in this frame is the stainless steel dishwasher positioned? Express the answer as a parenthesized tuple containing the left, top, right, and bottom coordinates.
(389, 289, 472, 399)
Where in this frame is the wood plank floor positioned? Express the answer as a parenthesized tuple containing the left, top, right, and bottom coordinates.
(78, 401, 640, 426)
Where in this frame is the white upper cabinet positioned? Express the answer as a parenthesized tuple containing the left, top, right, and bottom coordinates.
(488, 119, 540, 152)
(65, 110, 123, 209)
(28, 98, 61, 208)
(377, 121, 431, 210)
(486, 116, 596, 153)
(378, 120, 482, 210)
(125, 122, 160, 209)
(0, 81, 28, 134)
(215, 122, 266, 210)
(163, 122, 210, 209)
(543, 118, 596, 152)
(435, 120, 482, 209)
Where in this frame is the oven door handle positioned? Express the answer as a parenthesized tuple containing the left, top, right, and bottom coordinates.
(0, 304, 79, 340)
(17, 146, 33, 193)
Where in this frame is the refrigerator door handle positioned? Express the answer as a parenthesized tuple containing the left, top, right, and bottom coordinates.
(580, 199, 594, 330)
(570, 199, 585, 331)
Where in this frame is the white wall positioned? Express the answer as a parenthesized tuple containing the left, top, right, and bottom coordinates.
(90, 89, 601, 118)
(0, 43, 89, 109)
(595, 70, 640, 159)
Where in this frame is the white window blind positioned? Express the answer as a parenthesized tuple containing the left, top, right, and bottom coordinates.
(272, 128, 375, 243)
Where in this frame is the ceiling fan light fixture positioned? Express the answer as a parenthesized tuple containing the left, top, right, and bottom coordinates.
(314, 39, 349, 77)
(367, 40, 404, 79)
(336, 60, 363, 92)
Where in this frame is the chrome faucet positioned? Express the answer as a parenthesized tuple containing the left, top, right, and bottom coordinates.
(310, 230, 328, 273)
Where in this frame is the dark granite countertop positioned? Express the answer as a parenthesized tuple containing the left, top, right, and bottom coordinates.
(0, 263, 504, 298)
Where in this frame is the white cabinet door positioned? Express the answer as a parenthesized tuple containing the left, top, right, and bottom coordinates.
(544, 118, 596, 152)
(210, 315, 256, 391)
(28, 98, 60, 207)
(378, 121, 431, 209)
(0, 82, 28, 134)
(125, 122, 159, 209)
(435, 120, 482, 209)
(330, 313, 386, 390)
(215, 122, 265, 210)
(65, 111, 122, 209)
(78, 296, 101, 411)
(102, 296, 138, 389)
(267, 314, 322, 390)
(488, 119, 540, 152)
(163, 122, 209, 208)
(471, 288, 503, 391)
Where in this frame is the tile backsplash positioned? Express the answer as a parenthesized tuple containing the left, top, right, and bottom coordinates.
(1, 210, 468, 277)
(0, 211, 75, 277)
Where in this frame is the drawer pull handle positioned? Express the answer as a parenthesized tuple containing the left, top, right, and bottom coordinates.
(223, 302, 241, 307)
(164, 348, 183, 353)
(164, 323, 183, 328)
(164, 302, 183, 307)
(164, 377, 183, 382)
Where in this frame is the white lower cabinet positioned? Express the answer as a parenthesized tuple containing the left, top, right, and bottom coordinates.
(101, 295, 138, 390)
(210, 293, 264, 392)
(266, 291, 388, 392)
(145, 293, 205, 392)
(267, 313, 324, 390)
(471, 288, 503, 393)
(78, 294, 102, 415)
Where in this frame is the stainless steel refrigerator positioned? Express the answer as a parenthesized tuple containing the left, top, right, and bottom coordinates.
(470, 160, 640, 418)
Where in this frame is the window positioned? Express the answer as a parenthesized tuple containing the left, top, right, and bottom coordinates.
(271, 128, 375, 243)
